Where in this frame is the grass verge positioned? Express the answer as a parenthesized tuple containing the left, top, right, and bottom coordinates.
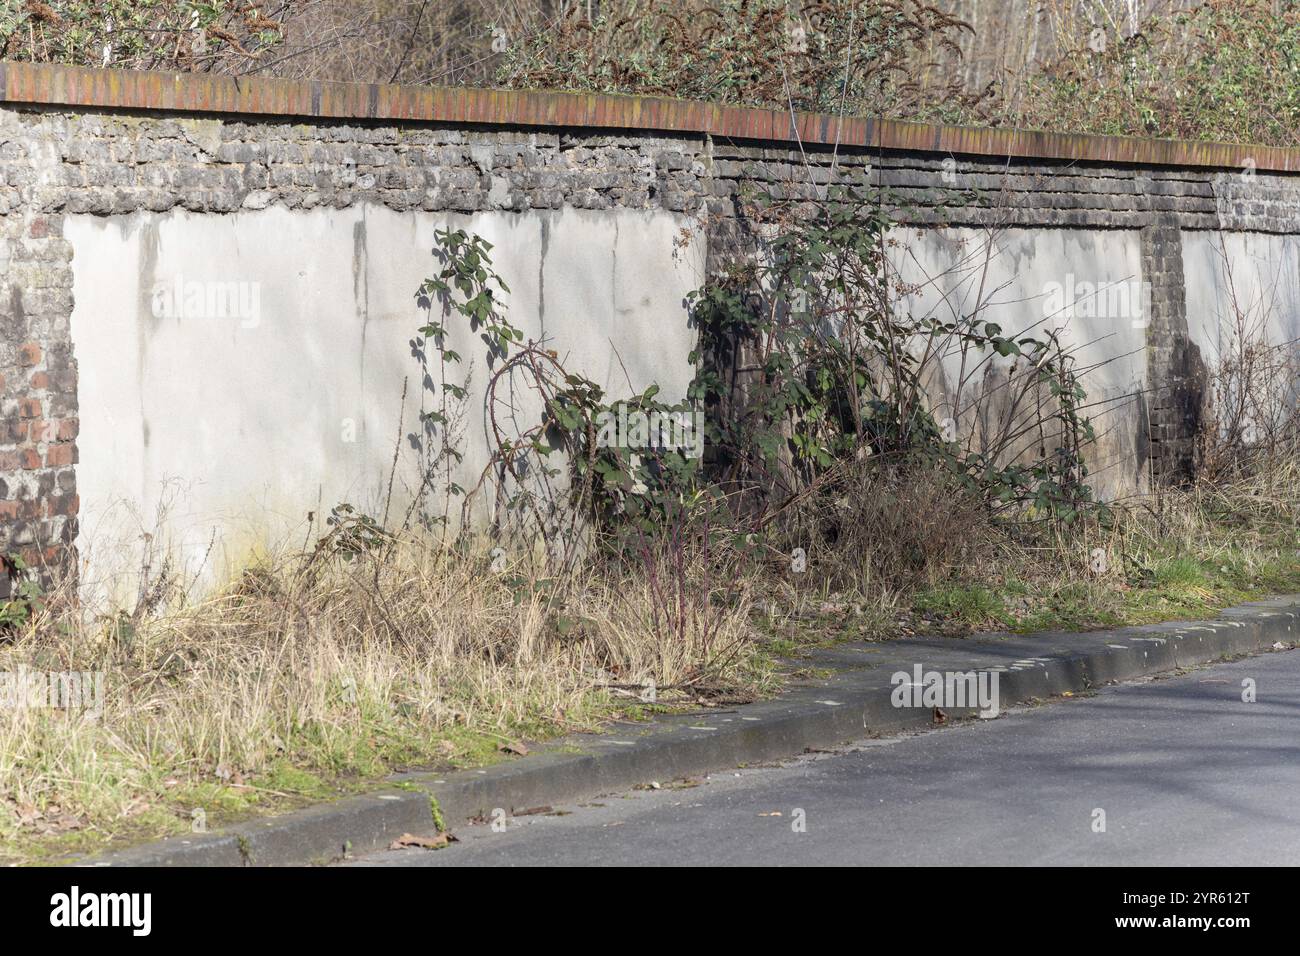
(1, 464, 1297, 864)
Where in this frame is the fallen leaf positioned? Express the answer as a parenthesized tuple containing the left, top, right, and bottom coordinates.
(932, 706, 948, 725)
(497, 741, 529, 756)
(512, 805, 553, 817)
(389, 832, 455, 850)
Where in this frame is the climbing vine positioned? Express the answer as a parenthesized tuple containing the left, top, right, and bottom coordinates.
(414, 183, 1106, 563)
(690, 182, 1103, 527)
(415, 228, 707, 558)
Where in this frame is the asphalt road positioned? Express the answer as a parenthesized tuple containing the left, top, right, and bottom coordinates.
(347, 648, 1300, 866)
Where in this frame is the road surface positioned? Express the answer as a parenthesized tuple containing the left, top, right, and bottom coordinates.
(346, 649, 1300, 866)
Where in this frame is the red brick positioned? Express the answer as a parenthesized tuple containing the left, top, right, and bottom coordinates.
(28, 218, 49, 239)
(56, 419, 78, 441)
(20, 448, 41, 469)
(18, 398, 41, 418)
(31, 420, 56, 443)
(17, 545, 61, 569)
(46, 494, 79, 517)
(18, 342, 42, 367)
(28, 371, 50, 389)
(45, 444, 75, 467)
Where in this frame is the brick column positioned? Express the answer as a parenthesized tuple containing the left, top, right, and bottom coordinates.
(0, 211, 78, 595)
(1139, 220, 1205, 485)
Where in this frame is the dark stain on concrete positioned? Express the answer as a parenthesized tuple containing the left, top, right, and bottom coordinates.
(538, 216, 549, 339)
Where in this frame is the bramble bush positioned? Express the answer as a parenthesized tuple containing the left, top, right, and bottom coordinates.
(1008, 0, 1300, 146)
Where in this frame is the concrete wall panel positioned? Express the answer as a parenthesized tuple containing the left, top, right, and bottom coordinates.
(67, 205, 703, 600)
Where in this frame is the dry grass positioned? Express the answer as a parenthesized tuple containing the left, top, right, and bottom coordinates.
(899, 455, 1300, 634)
(779, 459, 1000, 595)
(3, 452, 1297, 863)
(0, 532, 760, 863)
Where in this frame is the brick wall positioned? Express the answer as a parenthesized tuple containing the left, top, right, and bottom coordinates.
(1, 206, 78, 593)
(0, 108, 711, 589)
(2, 64, 1299, 588)
(704, 141, 1300, 490)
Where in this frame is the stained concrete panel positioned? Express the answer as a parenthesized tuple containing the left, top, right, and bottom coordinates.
(890, 226, 1150, 499)
(68, 205, 703, 601)
(1182, 231, 1300, 367)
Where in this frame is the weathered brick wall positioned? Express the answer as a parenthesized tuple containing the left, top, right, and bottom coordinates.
(705, 141, 1300, 490)
(707, 142, 1300, 232)
(0, 203, 77, 596)
(1139, 224, 1201, 485)
(0, 108, 711, 589)
(2, 67, 1299, 590)
(49, 115, 709, 216)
